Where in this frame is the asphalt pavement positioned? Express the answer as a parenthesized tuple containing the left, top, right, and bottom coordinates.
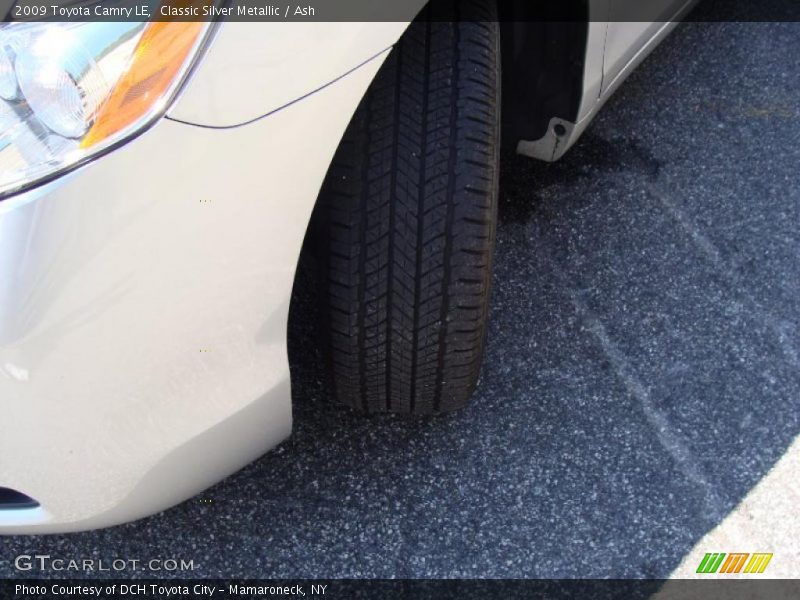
(2, 11, 799, 579)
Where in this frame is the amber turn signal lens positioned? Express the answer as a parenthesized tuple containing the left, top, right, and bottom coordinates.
(82, 22, 205, 148)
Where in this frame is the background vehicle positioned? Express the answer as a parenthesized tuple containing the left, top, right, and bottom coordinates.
(0, 0, 693, 533)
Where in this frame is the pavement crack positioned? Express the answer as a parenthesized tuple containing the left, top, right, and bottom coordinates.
(648, 181, 799, 368)
(648, 183, 722, 265)
(558, 267, 726, 521)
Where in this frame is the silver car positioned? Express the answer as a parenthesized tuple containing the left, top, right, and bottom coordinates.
(0, 0, 694, 533)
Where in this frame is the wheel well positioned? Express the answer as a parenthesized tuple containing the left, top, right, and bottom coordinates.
(499, 2, 589, 149)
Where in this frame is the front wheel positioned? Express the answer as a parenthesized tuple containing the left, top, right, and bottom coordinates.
(316, 4, 500, 414)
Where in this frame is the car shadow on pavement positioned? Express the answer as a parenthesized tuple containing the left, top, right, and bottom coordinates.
(270, 10, 800, 575)
(273, 144, 799, 579)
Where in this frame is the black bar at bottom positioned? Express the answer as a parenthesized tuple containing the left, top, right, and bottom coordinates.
(2, 579, 799, 600)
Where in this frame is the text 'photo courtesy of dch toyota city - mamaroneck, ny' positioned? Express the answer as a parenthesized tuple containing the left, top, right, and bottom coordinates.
(0, 0, 799, 598)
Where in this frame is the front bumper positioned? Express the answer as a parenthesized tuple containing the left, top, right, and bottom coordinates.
(0, 51, 387, 534)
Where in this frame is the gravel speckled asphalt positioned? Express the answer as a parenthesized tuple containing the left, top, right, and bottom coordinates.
(2, 11, 799, 579)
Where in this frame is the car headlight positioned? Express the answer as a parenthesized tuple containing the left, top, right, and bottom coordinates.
(0, 21, 211, 198)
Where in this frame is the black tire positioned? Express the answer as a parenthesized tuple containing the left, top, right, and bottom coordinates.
(316, 2, 500, 414)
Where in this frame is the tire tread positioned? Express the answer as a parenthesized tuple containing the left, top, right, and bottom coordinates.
(318, 1, 499, 414)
